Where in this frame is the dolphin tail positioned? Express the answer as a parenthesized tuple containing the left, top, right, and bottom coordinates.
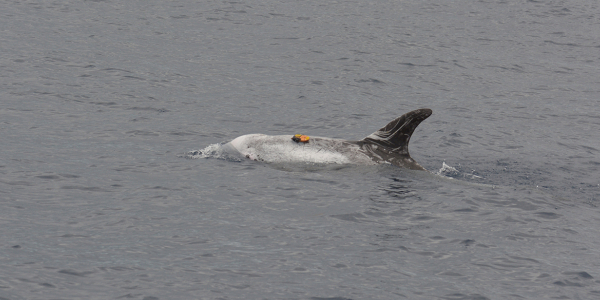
(360, 108, 432, 161)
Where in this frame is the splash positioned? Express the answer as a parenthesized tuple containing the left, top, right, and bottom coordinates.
(436, 161, 484, 180)
(437, 161, 460, 178)
(186, 143, 242, 162)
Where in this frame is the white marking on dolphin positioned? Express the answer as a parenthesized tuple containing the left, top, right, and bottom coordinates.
(224, 108, 433, 170)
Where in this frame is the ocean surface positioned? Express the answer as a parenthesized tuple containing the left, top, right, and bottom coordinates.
(2, 1, 600, 299)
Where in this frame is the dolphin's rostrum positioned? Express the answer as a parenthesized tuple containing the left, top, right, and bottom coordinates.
(225, 108, 432, 170)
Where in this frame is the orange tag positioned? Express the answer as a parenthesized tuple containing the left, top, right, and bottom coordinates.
(292, 134, 310, 143)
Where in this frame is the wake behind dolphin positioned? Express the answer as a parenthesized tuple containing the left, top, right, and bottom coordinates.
(222, 108, 432, 170)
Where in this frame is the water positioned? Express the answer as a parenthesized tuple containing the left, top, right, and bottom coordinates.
(1, 0, 600, 299)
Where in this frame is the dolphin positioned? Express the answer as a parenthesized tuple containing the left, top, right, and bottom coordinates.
(223, 108, 432, 170)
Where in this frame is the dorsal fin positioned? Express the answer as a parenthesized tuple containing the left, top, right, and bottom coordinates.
(360, 108, 432, 156)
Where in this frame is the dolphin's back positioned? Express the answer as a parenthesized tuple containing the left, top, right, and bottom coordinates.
(359, 108, 432, 170)
(224, 108, 432, 170)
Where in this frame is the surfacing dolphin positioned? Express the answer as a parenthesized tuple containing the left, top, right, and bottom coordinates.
(224, 108, 432, 170)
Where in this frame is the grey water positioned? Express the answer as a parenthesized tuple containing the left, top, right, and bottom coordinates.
(1, 0, 600, 299)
